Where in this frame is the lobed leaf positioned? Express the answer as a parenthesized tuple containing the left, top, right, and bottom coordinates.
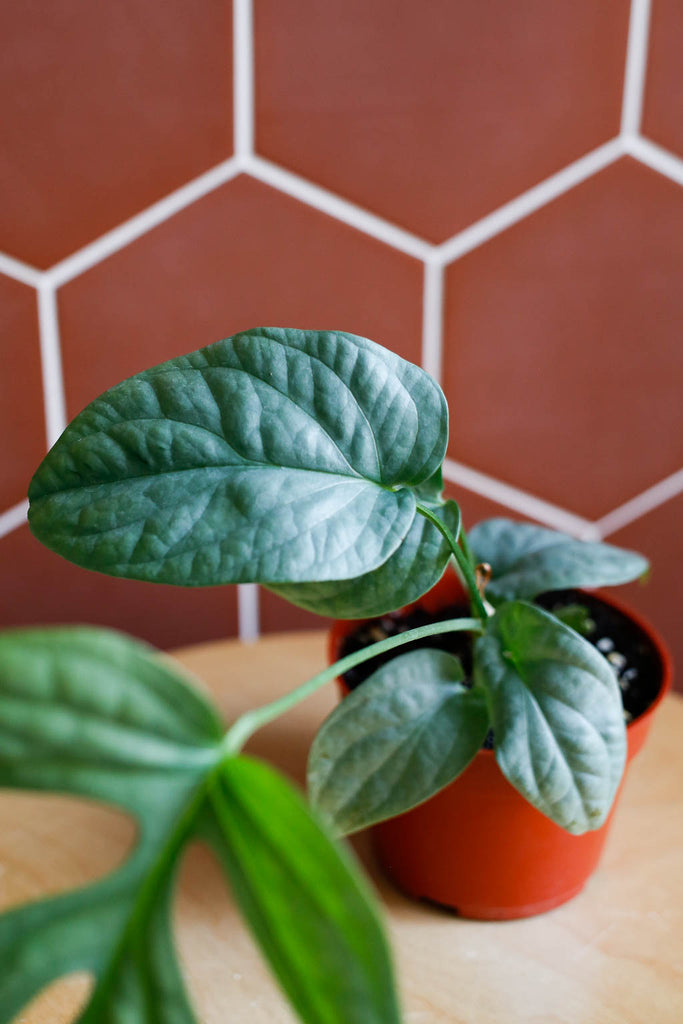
(269, 499, 460, 618)
(308, 648, 490, 834)
(0, 627, 403, 1024)
(28, 328, 448, 587)
(474, 601, 626, 833)
(469, 517, 649, 602)
(205, 756, 401, 1024)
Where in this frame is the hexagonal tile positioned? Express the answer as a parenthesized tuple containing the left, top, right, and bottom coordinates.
(602, 494, 682, 693)
(443, 158, 683, 520)
(0, 273, 44, 509)
(255, 0, 629, 242)
(0, 525, 238, 649)
(58, 174, 423, 415)
(642, 0, 683, 158)
(259, 588, 333, 635)
(0, 1, 233, 268)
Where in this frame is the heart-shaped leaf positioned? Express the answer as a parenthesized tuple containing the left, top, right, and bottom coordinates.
(0, 628, 401, 1024)
(308, 648, 490, 835)
(474, 601, 626, 833)
(269, 499, 460, 618)
(469, 518, 649, 602)
(205, 756, 401, 1024)
(28, 329, 448, 586)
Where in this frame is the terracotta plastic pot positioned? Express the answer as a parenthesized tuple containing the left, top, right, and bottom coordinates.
(329, 572, 672, 920)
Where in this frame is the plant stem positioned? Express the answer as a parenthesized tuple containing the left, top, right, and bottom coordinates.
(223, 616, 483, 755)
(458, 522, 477, 569)
(415, 502, 490, 622)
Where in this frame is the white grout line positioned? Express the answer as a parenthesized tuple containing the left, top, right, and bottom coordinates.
(238, 583, 261, 642)
(624, 134, 683, 185)
(36, 286, 67, 446)
(0, 500, 29, 540)
(234, 0, 254, 159)
(442, 458, 599, 539)
(43, 158, 242, 288)
(593, 468, 683, 539)
(621, 0, 652, 136)
(435, 139, 624, 265)
(246, 154, 434, 261)
(0, 251, 42, 288)
(421, 261, 445, 383)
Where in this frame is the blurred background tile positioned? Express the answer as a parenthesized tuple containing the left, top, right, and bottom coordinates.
(603, 493, 683, 680)
(58, 175, 423, 415)
(444, 159, 683, 519)
(255, 0, 629, 240)
(0, 3, 681, 682)
(0, 274, 44, 507)
(642, 0, 683, 156)
(0, 525, 238, 648)
(0, 1, 233, 267)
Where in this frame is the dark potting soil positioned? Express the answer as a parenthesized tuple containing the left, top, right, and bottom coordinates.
(338, 588, 663, 747)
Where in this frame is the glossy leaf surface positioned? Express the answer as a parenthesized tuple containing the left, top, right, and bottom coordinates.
(28, 329, 448, 586)
(469, 518, 649, 602)
(269, 499, 460, 618)
(475, 601, 626, 833)
(308, 648, 490, 834)
(206, 757, 401, 1024)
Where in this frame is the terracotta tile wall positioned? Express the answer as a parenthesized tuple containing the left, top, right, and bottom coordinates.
(1, 2, 681, 687)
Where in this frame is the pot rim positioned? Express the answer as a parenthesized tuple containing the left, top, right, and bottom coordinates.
(328, 575, 673, 754)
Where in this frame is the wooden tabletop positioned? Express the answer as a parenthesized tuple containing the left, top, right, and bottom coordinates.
(1, 631, 682, 1023)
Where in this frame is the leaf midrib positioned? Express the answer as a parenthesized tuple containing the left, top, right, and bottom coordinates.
(0, 692, 220, 769)
(31, 458, 391, 501)
(81, 768, 218, 1017)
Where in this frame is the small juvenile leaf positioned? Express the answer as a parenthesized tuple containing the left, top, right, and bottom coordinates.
(205, 756, 401, 1024)
(469, 518, 649, 601)
(308, 648, 490, 834)
(474, 601, 626, 834)
(269, 499, 460, 618)
(552, 603, 595, 636)
(29, 328, 448, 587)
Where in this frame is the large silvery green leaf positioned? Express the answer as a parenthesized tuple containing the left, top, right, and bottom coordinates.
(0, 628, 402, 1024)
(474, 601, 626, 833)
(308, 648, 490, 835)
(469, 518, 649, 602)
(28, 328, 448, 586)
(269, 499, 460, 618)
(205, 757, 401, 1024)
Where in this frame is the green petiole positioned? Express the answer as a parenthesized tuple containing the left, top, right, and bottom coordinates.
(223, 615, 483, 755)
(415, 503, 490, 622)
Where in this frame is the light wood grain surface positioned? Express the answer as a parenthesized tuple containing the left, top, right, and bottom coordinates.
(1, 631, 681, 1023)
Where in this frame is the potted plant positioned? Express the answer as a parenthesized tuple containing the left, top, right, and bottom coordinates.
(3, 328, 669, 1021)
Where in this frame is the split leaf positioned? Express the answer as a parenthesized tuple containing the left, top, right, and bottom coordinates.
(0, 627, 401, 1024)
(205, 757, 401, 1024)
